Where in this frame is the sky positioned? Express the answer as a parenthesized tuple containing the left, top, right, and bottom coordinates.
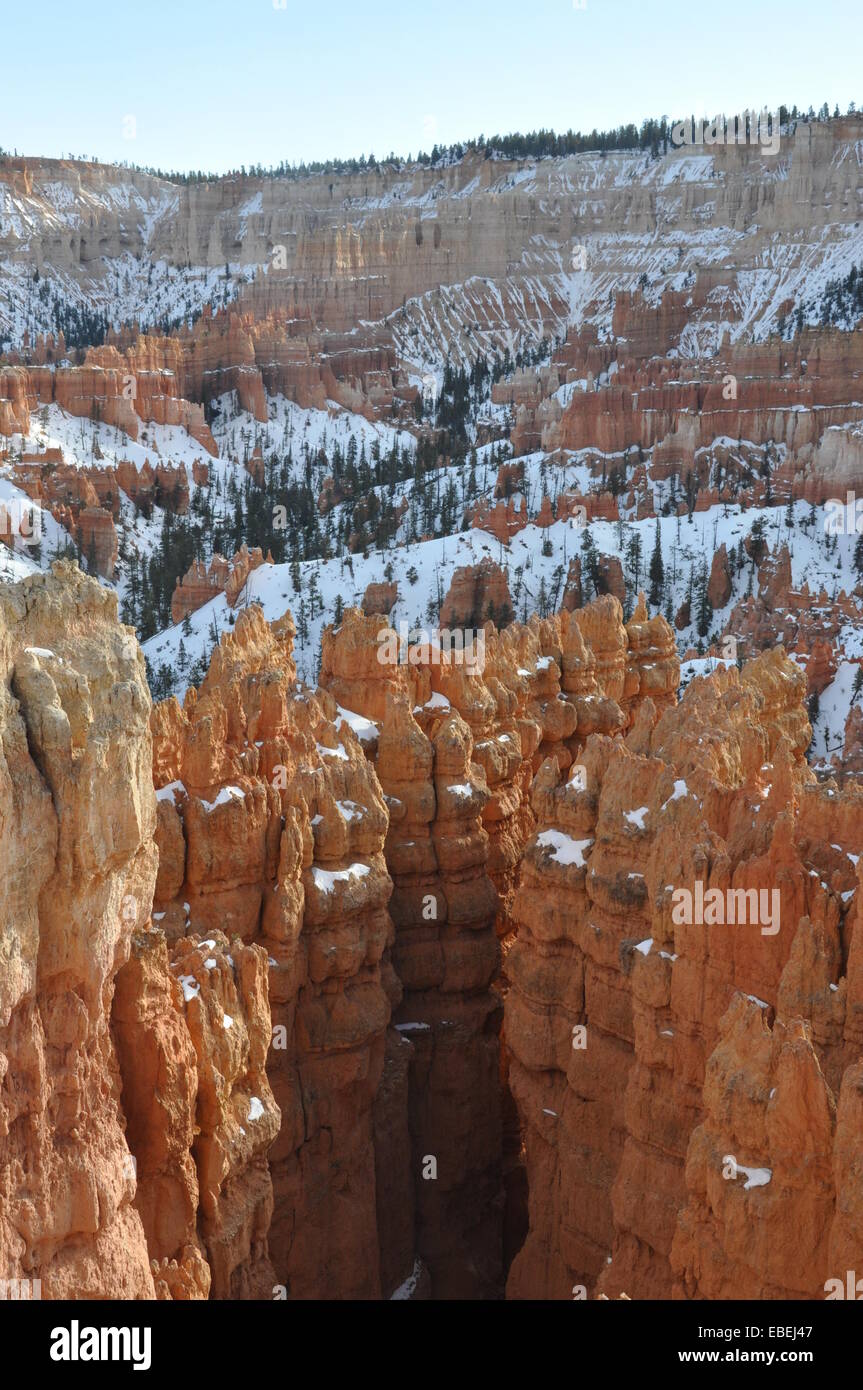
(1, 0, 861, 174)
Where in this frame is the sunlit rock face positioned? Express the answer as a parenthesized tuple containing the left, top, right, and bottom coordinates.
(0, 562, 159, 1298)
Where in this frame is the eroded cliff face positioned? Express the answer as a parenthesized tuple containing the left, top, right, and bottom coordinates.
(0, 563, 278, 1301)
(113, 927, 279, 1300)
(149, 603, 414, 1298)
(504, 641, 863, 1300)
(318, 609, 506, 1295)
(316, 596, 680, 1293)
(3, 565, 860, 1303)
(0, 562, 158, 1297)
(4, 120, 863, 362)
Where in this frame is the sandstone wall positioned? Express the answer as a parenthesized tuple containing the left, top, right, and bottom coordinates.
(3, 564, 859, 1303)
(0, 563, 158, 1297)
(149, 604, 417, 1298)
(505, 643, 863, 1299)
(0, 564, 280, 1301)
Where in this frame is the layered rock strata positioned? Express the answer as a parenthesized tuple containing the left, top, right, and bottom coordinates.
(149, 603, 415, 1298)
(4, 562, 858, 1305)
(505, 644, 863, 1300)
(0, 562, 284, 1300)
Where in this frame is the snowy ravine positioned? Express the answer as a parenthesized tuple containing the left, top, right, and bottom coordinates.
(137, 457, 863, 775)
(1, 380, 862, 774)
(2, 373, 860, 767)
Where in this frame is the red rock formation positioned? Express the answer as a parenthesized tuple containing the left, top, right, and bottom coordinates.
(0, 365, 34, 434)
(505, 640, 863, 1300)
(223, 544, 269, 607)
(596, 554, 626, 604)
(77, 505, 119, 580)
(155, 462, 190, 514)
(362, 580, 399, 616)
(319, 608, 511, 1294)
(440, 558, 514, 629)
(245, 445, 265, 485)
(833, 700, 863, 782)
(470, 495, 529, 543)
(724, 542, 859, 694)
(171, 558, 224, 625)
(0, 564, 160, 1298)
(317, 599, 680, 1292)
(7, 558, 858, 1306)
(19, 358, 218, 455)
(708, 543, 733, 609)
(0, 562, 286, 1302)
(561, 556, 583, 611)
(170, 545, 270, 623)
(149, 604, 418, 1298)
(113, 925, 279, 1299)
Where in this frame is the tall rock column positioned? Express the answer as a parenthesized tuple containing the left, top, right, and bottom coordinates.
(150, 604, 410, 1297)
(0, 562, 158, 1297)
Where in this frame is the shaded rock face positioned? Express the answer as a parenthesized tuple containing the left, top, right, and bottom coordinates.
(835, 702, 863, 781)
(362, 580, 399, 617)
(379, 695, 505, 1296)
(77, 504, 118, 580)
(170, 545, 270, 624)
(317, 597, 680, 1294)
(9, 460, 120, 578)
(113, 927, 279, 1300)
(505, 642, 863, 1300)
(708, 543, 733, 610)
(319, 608, 508, 1295)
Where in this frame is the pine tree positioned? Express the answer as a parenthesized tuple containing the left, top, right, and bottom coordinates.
(626, 530, 643, 595)
(580, 529, 599, 599)
(696, 561, 713, 638)
(648, 519, 664, 607)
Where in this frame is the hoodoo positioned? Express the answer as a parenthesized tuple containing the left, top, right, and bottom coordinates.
(2, 16, 863, 1346)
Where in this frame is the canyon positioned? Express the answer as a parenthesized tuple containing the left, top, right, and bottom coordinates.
(2, 111, 863, 1304)
(1, 561, 860, 1300)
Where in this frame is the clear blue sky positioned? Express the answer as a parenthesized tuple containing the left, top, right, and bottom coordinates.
(2, 0, 860, 173)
